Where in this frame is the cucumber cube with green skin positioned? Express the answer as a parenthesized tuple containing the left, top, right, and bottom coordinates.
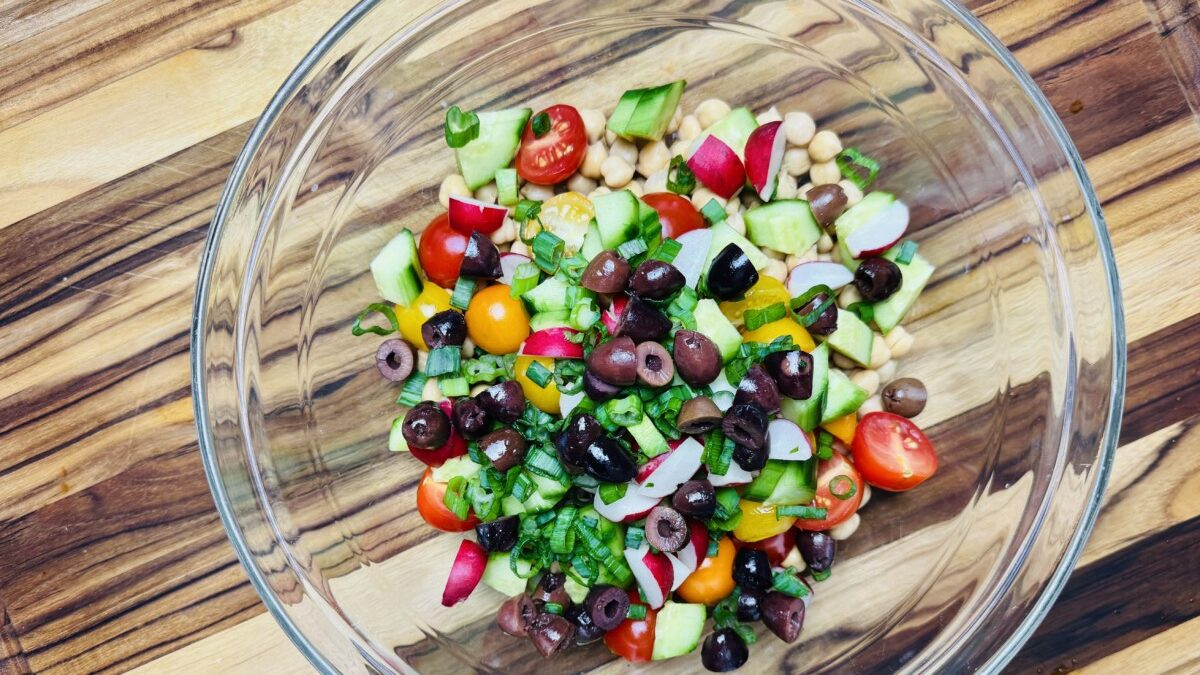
(651, 602, 707, 660)
(823, 307, 873, 366)
(780, 343, 830, 431)
(481, 552, 530, 596)
(767, 458, 818, 505)
(688, 107, 759, 158)
(702, 220, 769, 275)
(692, 299, 743, 362)
(370, 229, 423, 306)
(455, 108, 532, 190)
(744, 199, 823, 255)
(608, 81, 686, 142)
(529, 310, 572, 332)
(580, 220, 604, 260)
(873, 248, 935, 333)
(820, 369, 869, 422)
(592, 189, 641, 249)
(522, 276, 571, 313)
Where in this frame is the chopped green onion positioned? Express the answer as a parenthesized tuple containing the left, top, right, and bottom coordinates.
(733, 623, 758, 646)
(511, 472, 535, 501)
(443, 476, 470, 520)
(351, 303, 399, 336)
(443, 106, 480, 148)
(835, 147, 881, 189)
(532, 231, 565, 274)
(702, 429, 726, 471)
(599, 482, 628, 505)
(700, 198, 726, 224)
(640, 211, 662, 248)
(569, 299, 600, 332)
(535, 509, 558, 526)
(776, 504, 828, 520)
(550, 506, 578, 554)
(812, 568, 832, 582)
(470, 481, 501, 521)
(572, 473, 599, 489)
(625, 525, 646, 550)
(495, 168, 519, 206)
(847, 301, 874, 324)
(723, 357, 752, 389)
(771, 569, 811, 598)
(604, 395, 644, 426)
(744, 302, 787, 331)
(553, 359, 586, 395)
(396, 373, 427, 407)
(514, 199, 542, 224)
(713, 487, 741, 522)
(830, 474, 858, 500)
(525, 360, 553, 388)
(651, 238, 682, 263)
(450, 278, 476, 310)
(617, 238, 648, 260)
(424, 346, 461, 377)
(667, 155, 696, 195)
(531, 111, 551, 137)
(575, 521, 611, 563)
(626, 604, 647, 620)
(463, 353, 515, 384)
(571, 555, 599, 584)
(816, 431, 834, 460)
(543, 601, 564, 615)
(896, 240, 918, 265)
(509, 262, 541, 298)
(706, 537, 720, 558)
(438, 375, 469, 398)
(750, 460, 787, 497)
(798, 295, 836, 329)
(789, 283, 834, 311)
(524, 445, 567, 482)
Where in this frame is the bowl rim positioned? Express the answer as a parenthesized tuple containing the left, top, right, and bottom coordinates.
(191, 1, 1127, 672)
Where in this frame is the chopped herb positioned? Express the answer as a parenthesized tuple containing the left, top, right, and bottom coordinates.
(532, 230, 565, 274)
(835, 147, 881, 189)
(450, 277, 476, 310)
(424, 346, 461, 377)
(443, 106, 480, 148)
(438, 375, 469, 398)
(626, 604, 647, 620)
(667, 155, 696, 195)
(847, 301, 874, 324)
(514, 199, 542, 225)
(700, 198, 726, 224)
(744, 302, 787, 331)
(830, 474, 858, 500)
(776, 504, 828, 520)
(895, 240, 918, 265)
(816, 431, 834, 460)
(772, 568, 812, 598)
(525, 360, 553, 388)
(531, 111, 551, 137)
(396, 373, 428, 407)
(617, 238, 648, 260)
(651, 237, 682, 263)
(351, 303, 399, 336)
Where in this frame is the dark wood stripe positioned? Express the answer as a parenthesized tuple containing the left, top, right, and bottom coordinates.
(1121, 311, 1200, 444)
(0, 600, 30, 675)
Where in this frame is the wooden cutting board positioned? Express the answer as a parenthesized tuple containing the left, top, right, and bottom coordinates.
(1, 0, 1198, 673)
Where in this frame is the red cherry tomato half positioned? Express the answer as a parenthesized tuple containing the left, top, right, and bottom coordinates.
(733, 530, 795, 567)
(418, 212, 468, 288)
(407, 400, 468, 467)
(604, 589, 656, 662)
(852, 412, 938, 491)
(516, 105, 587, 185)
(416, 468, 478, 532)
(642, 192, 706, 239)
(794, 451, 864, 531)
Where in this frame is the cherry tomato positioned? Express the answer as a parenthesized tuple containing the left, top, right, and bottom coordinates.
(515, 355, 560, 414)
(465, 284, 530, 355)
(721, 276, 792, 324)
(408, 400, 468, 467)
(794, 451, 865, 531)
(740, 316, 816, 352)
(395, 284, 451, 351)
(418, 213, 468, 288)
(852, 412, 938, 491)
(516, 105, 587, 185)
(733, 530, 795, 567)
(642, 192, 705, 239)
(416, 468, 478, 532)
(535, 191, 594, 253)
(604, 589, 656, 662)
(731, 499, 796, 542)
(676, 536, 737, 605)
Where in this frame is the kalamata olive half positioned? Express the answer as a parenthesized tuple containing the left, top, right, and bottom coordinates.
(556, 413, 603, 468)
(475, 515, 519, 552)
(636, 341, 675, 388)
(645, 505, 689, 552)
(528, 612, 576, 658)
(760, 592, 806, 643)
(565, 604, 604, 645)
(452, 397, 489, 439)
(673, 330, 723, 387)
(583, 436, 638, 483)
(421, 310, 467, 349)
(733, 548, 772, 590)
(733, 443, 768, 471)
(722, 404, 768, 451)
(587, 335, 638, 386)
(796, 291, 838, 336)
(497, 593, 537, 637)
(672, 479, 716, 519)
(584, 584, 630, 631)
(480, 428, 528, 471)
(583, 370, 622, 402)
(375, 338, 414, 382)
(402, 401, 450, 450)
(629, 260, 685, 300)
(796, 530, 836, 572)
(737, 589, 764, 622)
(459, 231, 502, 279)
(733, 364, 781, 414)
(763, 350, 814, 400)
(702, 628, 749, 672)
(706, 243, 759, 301)
(806, 184, 848, 228)
(476, 381, 525, 423)
(615, 296, 671, 343)
(676, 397, 723, 434)
(532, 571, 571, 607)
(853, 256, 903, 301)
(580, 251, 630, 294)
(881, 377, 928, 417)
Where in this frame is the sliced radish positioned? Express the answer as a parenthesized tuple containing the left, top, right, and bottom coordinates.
(624, 544, 673, 609)
(674, 229, 713, 290)
(673, 523, 710, 571)
(637, 437, 705, 498)
(448, 195, 508, 235)
(708, 461, 754, 487)
(521, 327, 583, 359)
(441, 539, 487, 606)
(686, 135, 746, 200)
(786, 261, 855, 296)
(499, 252, 531, 285)
(708, 370, 737, 412)
(845, 199, 909, 258)
(767, 419, 813, 461)
(593, 483, 660, 523)
(666, 551, 692, 591)
(560, 390, 585, 419)
(600, 294, 629, 334)
(635, 438, 685, 483)
(744, 121, 786, 201)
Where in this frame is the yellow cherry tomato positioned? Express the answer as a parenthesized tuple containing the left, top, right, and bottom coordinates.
(515, 355, 561, 414)
(530, 191, 594, 254)
(823, 412, 857, 444)
(676, 536, 737, 605)
(741, 317, 816, 352)
(719, 276, 791, 325)
(466, 284, 530, 355)
(732, 499, 797, 542)
(395, 283, 452, 351)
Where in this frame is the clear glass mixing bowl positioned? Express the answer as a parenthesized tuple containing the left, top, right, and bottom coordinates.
(191, 0, 1125, 671)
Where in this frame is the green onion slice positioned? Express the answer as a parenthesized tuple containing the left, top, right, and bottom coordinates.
(599, 482, 628, 505)
(443, 106, 480, 148)
(396, 373, 428, 407)
(617, 238, 648, 260)
(532, 230, 565, 274)
(531, 111, 551, 137)
(744, 302, 787, 331)
(700, 198, 726, 224)
(772, 569, 811, 598)
(424, 346, 462, 377)
(895, 240, 918, 265)
(509, 262, 541, 298)
(351, 303, 399, 336)
(667, 155, 696, 195)
(450, 278, 476, 310)
(830, 474, 858, 500)
(652, 238, 682, 263)
(626, 604, 647, 620)
(525, 360, 553, 388)
(835, 147, 881, 189)
(776, 504, 828, 520)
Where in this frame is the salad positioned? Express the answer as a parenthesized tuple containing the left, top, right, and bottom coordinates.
(356, 80, 938, 671)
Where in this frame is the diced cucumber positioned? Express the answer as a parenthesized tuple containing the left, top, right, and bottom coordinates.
(608, 81, 687, 142)
(628, 414, 669, 458)
(743, 460, 786, 501)
(522, 276, 570, 313)
(652, 602, 707, 660)
(455, 108, 532, 190)
(529, 310, 571, 332)
(702, 220, 769, 278)
(821, 369, 869, 422)
(564, 575, 590, 605)
(592, 190, 641, 249)
(780, 343, 830, 432)
(744, 200, 822, 255)
(688, 107, 759, 158)
(823, 308, 874, 366)
(495, 168, 519, 206)
(874, 248, 935, 333)
(431, 455, 481, 483)
(768, 458, 818, 506)
(387, 415, 409, 452)
(481, 552, 530, 596)
(834, 191, 896, 271)
(501, 473, 567, 515)
(369, 230, 423, 306)
(692, 299, 742, 362)
(580, 220, 604, 260)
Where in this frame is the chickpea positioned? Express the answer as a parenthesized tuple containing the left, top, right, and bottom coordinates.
(626, 179, 645, 197)
(838, 284, 863, 308)
(580, 141, 608, 179)
(490, 218, 517, 245)
(579, 107, 607, 143)
(775, 172, 798, 199)
(690, 187, 725, 211)
(860, 484, 873, 507)
(421, 374, 446, 403)
(726, 212, 747, 236)
(695, 99, 731, 129)
(816, 232, 834, 253)
(588, 186, 612, 199)
(832, 351, 857, 370)
(461, 338, 476, 358)
(858, 395, 884, 416)
(510, 240, 531, 257)
(764, 258, 788, 282)
(850, 369, 881, 396)
(610, 137, 638, 165)
(869, 334, 892, 369)
(724, 200, 741, 219)
(839, 179, 864, 207)
(601, 155, 634, 188)
(784, 148, 812, 177)
(637, 140, 671, 177)
(605, 129, 616, 145)
(677, 114, 702, 142)
(829, 513, 860, 540)
(762, 247, 786, 261)
(566, 173, 597, 194)
(783, 112, 816, 146)
(885, 326, 915, 357)
(474, 182, 498, 204)
(876, 360, 897, 382)
(808, 130, 843, 163)
(810, 160, 841, 185)
(667, 105, 683, 134)
(521, 182, 554, 201)
(643, 169, 668, 194)
(439, 174, 471, 208)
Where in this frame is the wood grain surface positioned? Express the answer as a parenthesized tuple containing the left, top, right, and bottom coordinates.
(0, 0, 1197, 673)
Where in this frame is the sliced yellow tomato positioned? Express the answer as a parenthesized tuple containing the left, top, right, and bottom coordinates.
(533, 191, 594, 254)
(823, 413, 857, 444)
(466, 284, 530, 355)
(676, 536, 737, 605)
(719, 276, 791, 325)
(731, 499, 796, 542)
(741, 317, 816, 352)
(396, 283, 452, 351)
(515, 355, 560, 414)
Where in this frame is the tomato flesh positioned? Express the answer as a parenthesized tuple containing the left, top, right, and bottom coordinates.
(733, 530, 795, 567)
(604, 589, 656, 662)
(418, 213, 467, 288)
(516, 105, 587, 185)
(416, 468, 478, 532)
(794, 452, 865, 531)
(465, 284, 530, 355)
(852, 412, 938, 491)
(642, 192, 705, 239)
(676, 536, 737, 605)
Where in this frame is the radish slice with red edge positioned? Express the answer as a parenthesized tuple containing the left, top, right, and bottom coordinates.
(708, 460, 753, 486)
(624, 545, 673, 608)
(666, 551, 691, 591)
(521, 327, 583, 359)
(674, 229, 713, 290)
(845, 199, 909, 258)
(600, 295, 629, 334)
(786, 261, 854, 296)
(744, 121, 786, 201)
(499, 252, 531, 285)
(673, 523, 710, 571)
(593, 482, 659, 523)
(448, 195, 508, 235)
(441, 539, 487, 606)
(637, 437, 705, 498)
(686, 136, 746, 199)
(635, 438, 684, 483)
(767, 419, 813, 461)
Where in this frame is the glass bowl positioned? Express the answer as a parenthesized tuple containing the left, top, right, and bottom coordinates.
(191, 0, 1125, 672)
